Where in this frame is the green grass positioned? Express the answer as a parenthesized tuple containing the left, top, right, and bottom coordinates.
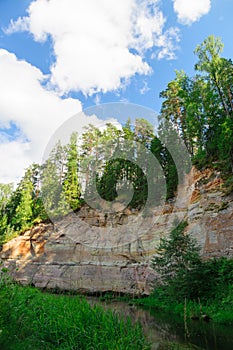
(0, 274, 150, 350)
(133, 284, 233, 325)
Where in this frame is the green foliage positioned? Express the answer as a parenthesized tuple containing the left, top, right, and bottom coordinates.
(0, 165, 47, 239)
(97, 158, 148, 208)
(151, 222, 201, 282)
(0, 221, 17, 244)
(192, 257, 233, 301)
(149, 221, 233, 322)
(41, 141, 71, 219)
(91, 119, 159, 209)
(63, 132, 81, 211)
(160, 35, 233, 174)
(2, 118, 170, 241)
(0, 183, 15, 241)
(135, 263, 233, 324)
(0, 276, 150, 350)
(1, 34, 233, 241)
(150, 129, 178, 200)
(12, 168, 34, 231)
(0, 183, 13, 211)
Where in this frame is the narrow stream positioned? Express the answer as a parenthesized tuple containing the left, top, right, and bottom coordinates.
(87, 297, 233, 350)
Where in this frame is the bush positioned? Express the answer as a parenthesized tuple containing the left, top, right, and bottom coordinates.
(151, 221, 233, 312)
(151, 221, 202, 301)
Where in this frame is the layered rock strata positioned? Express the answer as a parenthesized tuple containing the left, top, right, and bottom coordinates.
(1, 167, 233, 294)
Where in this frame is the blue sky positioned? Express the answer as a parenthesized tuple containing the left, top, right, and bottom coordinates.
(0, 0, 232, 183)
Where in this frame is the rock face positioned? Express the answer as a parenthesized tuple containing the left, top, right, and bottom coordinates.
(1, 167, 233, 295)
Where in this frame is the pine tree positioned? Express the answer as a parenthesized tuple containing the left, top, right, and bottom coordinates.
(41, 141, 70, 219)
(12, 167, 34, 231)
(63, 132, 81, 211)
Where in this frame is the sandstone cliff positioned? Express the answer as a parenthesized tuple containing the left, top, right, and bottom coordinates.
(1, 167, 233, 295)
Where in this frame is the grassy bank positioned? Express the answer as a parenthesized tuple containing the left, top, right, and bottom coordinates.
(133, 284, 233, 324)
(0, 273, 150, 350)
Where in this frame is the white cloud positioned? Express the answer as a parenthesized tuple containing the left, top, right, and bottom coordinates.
(6, 0, 180, 95)
(1, 0, 182, 184)
(0, 49, 82, 183)
(173, 0, 211, 25)
(4, 17, 30, 34)
(156, 27, 180, 60)
(0, 141, 31, 184)
(140, 81, 150, 95)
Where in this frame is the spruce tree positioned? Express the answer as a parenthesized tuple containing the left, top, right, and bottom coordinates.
(151, 221, 201, 283)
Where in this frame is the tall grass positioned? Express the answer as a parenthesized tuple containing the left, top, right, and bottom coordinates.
(0, 270, 150, 350)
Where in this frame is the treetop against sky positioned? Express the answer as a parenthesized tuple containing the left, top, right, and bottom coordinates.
(0, 0, 232, 184)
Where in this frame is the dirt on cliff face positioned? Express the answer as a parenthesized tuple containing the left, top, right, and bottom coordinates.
(1, 167, 233, 294)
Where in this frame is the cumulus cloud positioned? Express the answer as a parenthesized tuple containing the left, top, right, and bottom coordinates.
(0, 49, 82, 183)
(1, 0, 182, 183)
(156, 27, 180, 60)
(173, 0, 211, 25)
(0, 141, 31, 184)
(6, 0, 180, 95)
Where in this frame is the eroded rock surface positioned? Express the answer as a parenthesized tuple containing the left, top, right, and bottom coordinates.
(1, 167, 233, 294)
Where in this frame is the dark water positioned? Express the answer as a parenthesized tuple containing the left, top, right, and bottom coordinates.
(87, 298, 233, 350)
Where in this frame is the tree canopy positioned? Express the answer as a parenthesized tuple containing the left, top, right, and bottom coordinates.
(0, 35, 232, 241)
